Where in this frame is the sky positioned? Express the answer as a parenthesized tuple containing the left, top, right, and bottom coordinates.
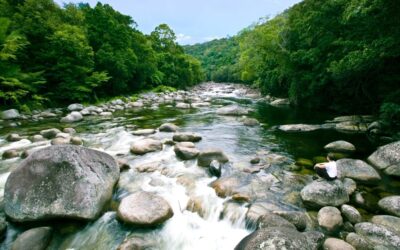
(54, 0, 302, 45)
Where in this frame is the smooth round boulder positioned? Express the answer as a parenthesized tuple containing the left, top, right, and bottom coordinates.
(31, 134, 45, 142)
(67, 103, 84, 111)
(51, 137, 70, 145)
(337, 159, 381, 183)
(300, 180, 349, 208)
(117, 191, 173, 226)
(1, 109, 20, 120)
(324, 141, 356, 154)
(159, 123, 178, 132)
(216, 105, 248, 116)
(132, 129, 156, 136)
(367, 141, 400, 170)
(4, 145, 119, 222)
(2, 149, 19, 159)
(341, 204, 362, 224)
(318, 206, 343, 232)
(175, 102, 190, 109)
(70, 137, 83, 145)
(234, 227, 315, 250)
(378, 196, 400, 217)
(6, 133, 22, 142)
(172, 132, 202, 142)
(323, 238, 355, 250)
(63, 127, 76, 134)
(11, 227, 52, 250)
(60, 111, 83, 123)
(243, 118, 259, 126)
(197, 149, 229, 167)
(40, 128, 61, 139)
(174, 144, 199, 160)
(130, 139, 162, 155)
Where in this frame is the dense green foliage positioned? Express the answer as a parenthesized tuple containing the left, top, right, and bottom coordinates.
(0, 0, 203, 109)
(184, 38, 241, 83)
(187, 0, 400, 128)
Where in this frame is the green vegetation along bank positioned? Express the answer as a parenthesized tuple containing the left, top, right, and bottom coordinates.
(185, 0, 400, 134)
(0, 0, 204, 111)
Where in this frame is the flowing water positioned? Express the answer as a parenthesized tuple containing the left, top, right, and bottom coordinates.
(0, 83, 398, 250)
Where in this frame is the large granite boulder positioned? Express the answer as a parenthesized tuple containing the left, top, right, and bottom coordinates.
(4, 145, 119, 222)
(300, 180, 349, 208)
(368, 141, 400, 170)
(378, 196, 400, 217)
(324, 141, 356, 154)
(1, 109, 20, 120)
(117, 191, 173, 226)
(234, 227, 322, 250)
(337, 159, 381, 183)
(371, 215, 400, 235)
(354, 222, 400, 249)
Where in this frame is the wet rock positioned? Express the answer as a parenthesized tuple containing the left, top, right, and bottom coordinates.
(175, 102, 191, 109)
(341, 205, 362, 224)
(117, 191, 173, 226)
(234, 227, 316, 250)
(4, 145, 119, 222)
(345, 233, 374, 250)
(159, 123, 179, 132)
(323, 238, 355, 250)
(1, 109, 20, 120)
(51, 137, 70, 145)
(132, 129, 156, 136)
(60, 111, 83, 123)
(272, 211, 309, 231)
(135, 161, 163, 173)
(0, 214, 6, 239)
(39, 111, 57, 118)
(250, 157, 260, 164)
(198, 149, 229, 167)
(117, 159, 130, 171)
(11, 227, 52, 250)
(2, 149, 19, 159)
(208, 160, 222, 177)
(216, 105, 249, 116)
(232, 193, 251, 203)
(378, 196, 400, 217)
(63, 127, 76, 134)
(324, 140, 356, 154)
(277, 124, 321, 132)
(354, 222, 400, 248)
(174, 144, 199, 160)
(257, 213, 297, 230)
(371, 215, 400, 235)
(6, 133, 22, 142)
(318, 206, 343, 232)
(100, 112, 112, 116)
(384, 164, 400, 177)
(300, 179, 349, 208)
(337, 159, 381, 183)
(117, 235, 155, 250)
(353, 191, 380, 212)
(130, 139, 162, 155)
(343, 178, 357, 196)
(31, 134, 45, 142)
(70, 137, 83, 145)
(172, 132, 202, 142)
(367, 141, 400, 170)
(210, 174, 243, 198)
(270, 98, 290, 107)
(40, 128, 61, 139)
(67, 103, 84, 111)
(243, 118, 259, 126)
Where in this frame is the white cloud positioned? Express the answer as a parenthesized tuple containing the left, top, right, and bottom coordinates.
(175, 33, 193, 44)
(203, 36, 223, 42)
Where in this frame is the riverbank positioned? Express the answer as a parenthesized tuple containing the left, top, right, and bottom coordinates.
(0, 83, 399, 249)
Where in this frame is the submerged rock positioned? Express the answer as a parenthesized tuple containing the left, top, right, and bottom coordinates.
(117, 191, 173, 226)
(159, 123, 179, 132)
(337, 159, 381, 183)
(130, 139, 162, 155)
(378, 196, 400, 217)
(11, 227, 52, 250)
(300, 179, 349, 208)
(198, 149, 229, 167)
(172, 132, 202, 142)
(4, 145, 119, 222)
(216, 105, 249, 116)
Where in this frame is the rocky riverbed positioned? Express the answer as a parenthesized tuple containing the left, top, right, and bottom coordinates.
(0, 83, 399, 249)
